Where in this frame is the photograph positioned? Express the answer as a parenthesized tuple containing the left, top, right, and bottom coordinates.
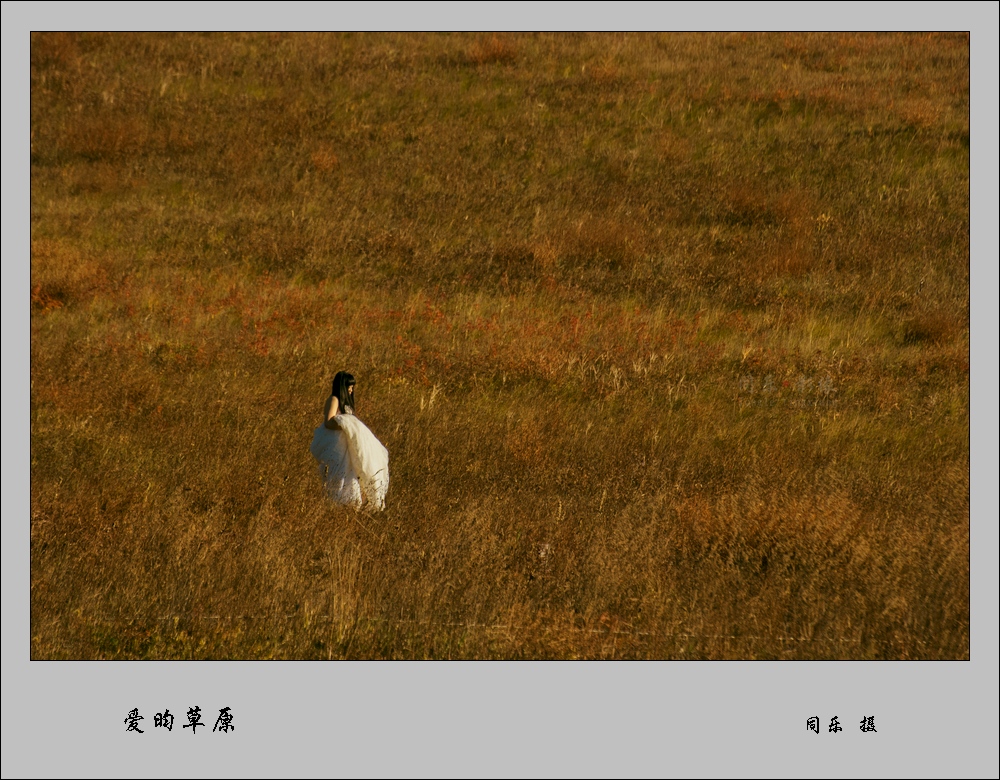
(28, 30, 971, 662)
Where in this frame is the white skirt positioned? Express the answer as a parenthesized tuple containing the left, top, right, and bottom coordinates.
(310, 414, 389, 510)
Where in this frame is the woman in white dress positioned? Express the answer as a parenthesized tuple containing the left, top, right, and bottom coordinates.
(310, 371, 390, 510)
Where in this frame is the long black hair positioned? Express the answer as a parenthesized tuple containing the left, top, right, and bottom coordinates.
(331, 371, 356, 414)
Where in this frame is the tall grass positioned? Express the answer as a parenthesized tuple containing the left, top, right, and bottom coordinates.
(30, 32, 969, 659)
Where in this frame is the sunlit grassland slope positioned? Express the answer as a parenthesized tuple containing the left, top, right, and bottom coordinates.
(30, 32, 969, 659)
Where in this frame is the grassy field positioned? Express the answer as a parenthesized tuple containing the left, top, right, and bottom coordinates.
(30, 32, 969, 659)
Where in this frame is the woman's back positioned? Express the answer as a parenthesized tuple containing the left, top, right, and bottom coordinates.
(312, 372, 389, 510)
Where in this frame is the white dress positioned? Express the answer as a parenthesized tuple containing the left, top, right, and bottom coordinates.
(310, 409, 389, 510)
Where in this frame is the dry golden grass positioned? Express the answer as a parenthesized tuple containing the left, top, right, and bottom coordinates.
(30, 32, 968, 659)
